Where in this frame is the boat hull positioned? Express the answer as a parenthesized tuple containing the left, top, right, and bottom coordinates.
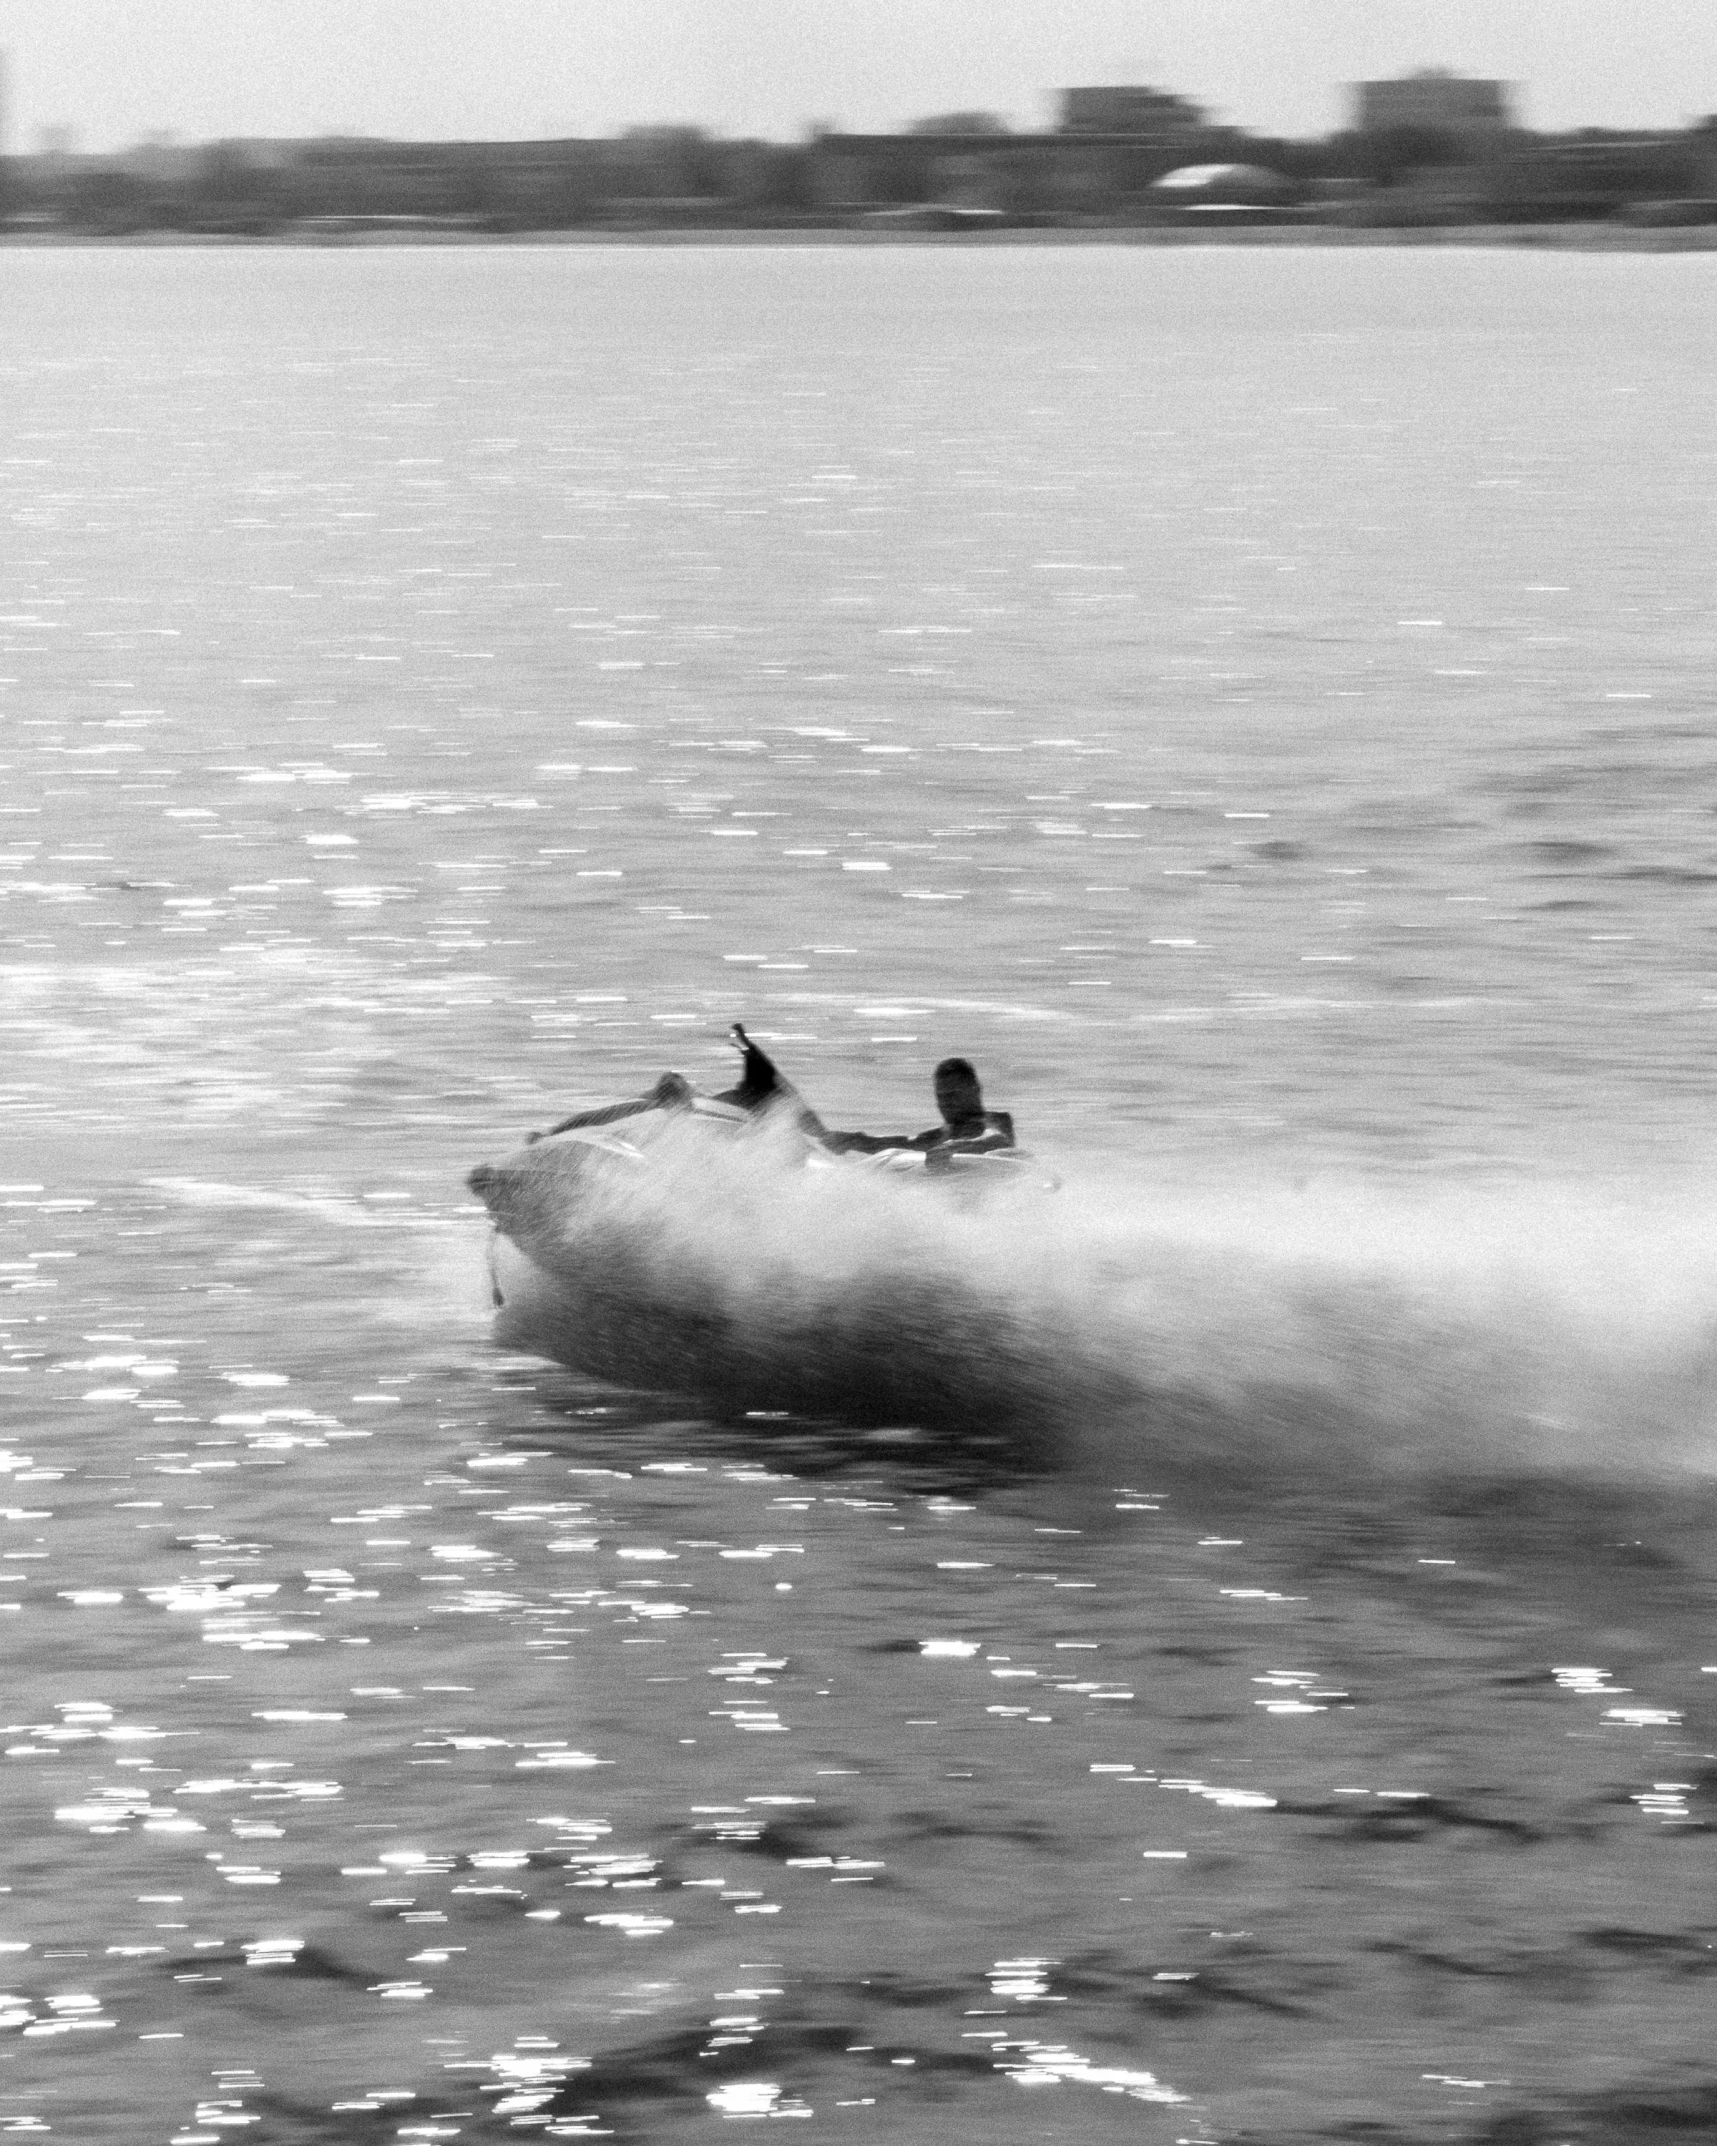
(487, 1223, 1071, 1437)
(469, 1127, 1075, 1441)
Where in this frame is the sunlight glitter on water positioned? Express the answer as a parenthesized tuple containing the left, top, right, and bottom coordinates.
(3, 244, 1716, 2145)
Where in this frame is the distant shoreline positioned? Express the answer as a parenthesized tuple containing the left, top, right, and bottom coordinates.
(4, 222, 1717, 252)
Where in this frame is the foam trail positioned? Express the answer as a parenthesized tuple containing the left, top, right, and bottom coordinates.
(1027, 1167, 1717, 1485)
(472, 1123, 1717, 1488)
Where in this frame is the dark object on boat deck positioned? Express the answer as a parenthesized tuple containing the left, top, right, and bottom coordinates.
(713, 1023, 780, 1110)
(715, 1024, 832, 1142)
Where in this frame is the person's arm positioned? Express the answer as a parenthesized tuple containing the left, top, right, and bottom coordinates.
(532, 1072, 691, 1140)
(923, 1114, 1018, 1168)
(820, 1128, 920, 1155)
(928, 1128, 1011, 1158)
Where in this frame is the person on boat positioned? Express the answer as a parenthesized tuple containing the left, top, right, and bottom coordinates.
(528, 1027, 829, 1144)
(823, 1057, 1017, 1166)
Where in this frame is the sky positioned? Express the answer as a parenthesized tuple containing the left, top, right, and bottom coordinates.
(4, 0, 1715, 151)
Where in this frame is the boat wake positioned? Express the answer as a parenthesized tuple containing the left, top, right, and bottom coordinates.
(471, 1121, 1717, 1493)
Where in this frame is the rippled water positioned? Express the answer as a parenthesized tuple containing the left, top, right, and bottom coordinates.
(2, 244, 1715, 2144)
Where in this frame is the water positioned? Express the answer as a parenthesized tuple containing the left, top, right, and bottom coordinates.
(1, 243, 1714, 2143)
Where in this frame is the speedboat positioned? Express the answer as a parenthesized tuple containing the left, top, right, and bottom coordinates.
(466, 1032, 1056, 1431)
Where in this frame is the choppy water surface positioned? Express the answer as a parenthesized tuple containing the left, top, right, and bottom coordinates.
(2, 244, 1715, 2143)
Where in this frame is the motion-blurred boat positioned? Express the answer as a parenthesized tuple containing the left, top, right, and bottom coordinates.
(465, 1057, 1056, 1433)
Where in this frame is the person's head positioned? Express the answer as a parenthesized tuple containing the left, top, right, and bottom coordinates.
(933, 1056, 984, 1125)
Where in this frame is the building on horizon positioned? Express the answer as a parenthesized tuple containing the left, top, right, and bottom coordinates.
(1057, 85, 1206, 136)
(1354, 68, 1514, 137)
(118, 131, 202, 183)
(807, 123, 1237, 218)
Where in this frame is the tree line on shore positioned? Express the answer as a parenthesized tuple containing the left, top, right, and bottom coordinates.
(4, 115, 1715, 237)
